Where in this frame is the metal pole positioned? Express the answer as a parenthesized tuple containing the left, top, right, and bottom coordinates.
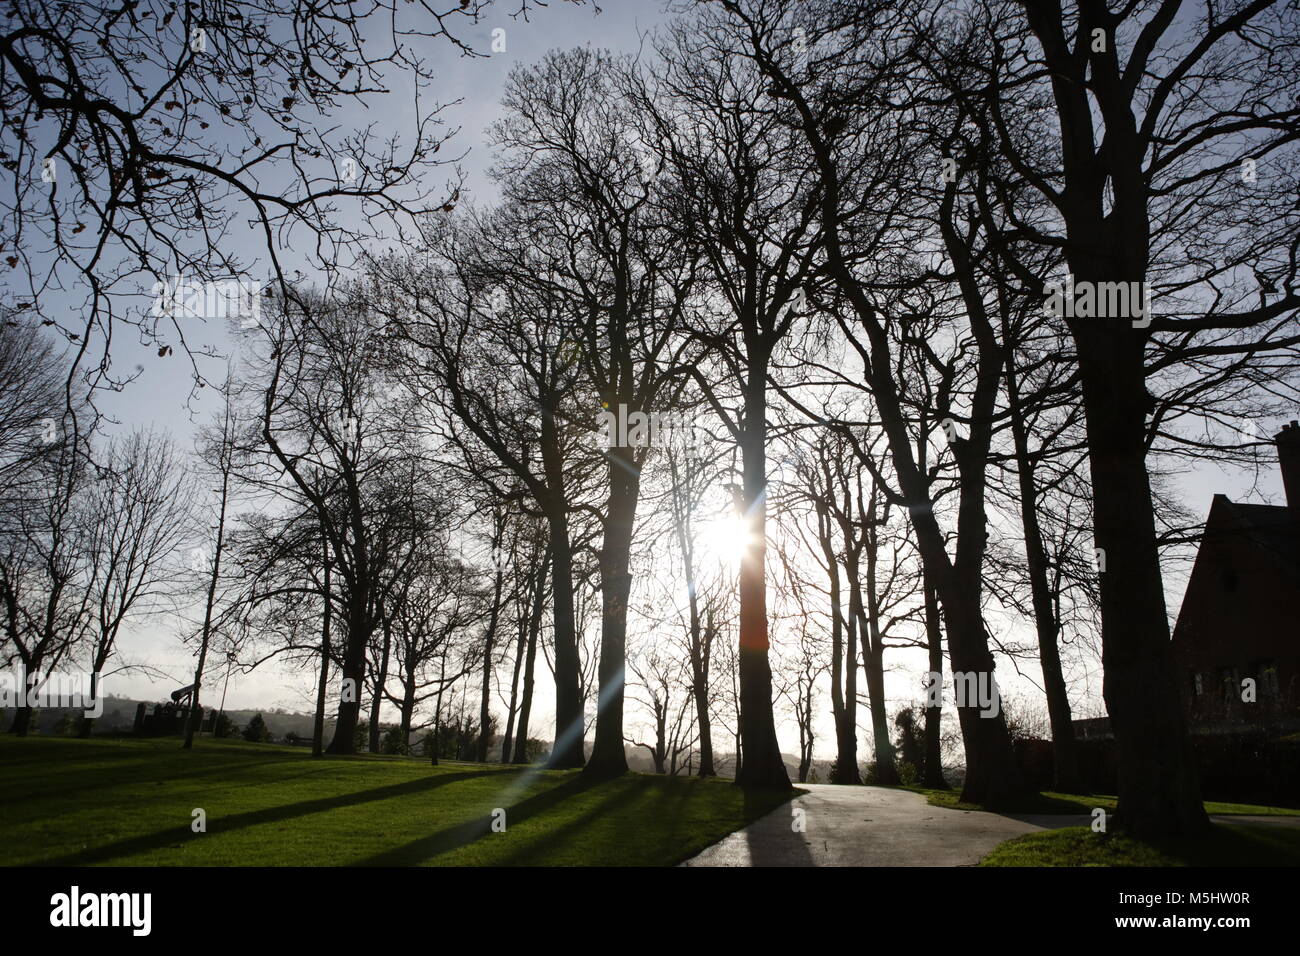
(216, 652, 234, 737)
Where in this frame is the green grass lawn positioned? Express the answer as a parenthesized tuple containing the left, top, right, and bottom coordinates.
(900, 785, 1300, 817)
(0, 736, 794, 866)
(979, 824, 1300, 867)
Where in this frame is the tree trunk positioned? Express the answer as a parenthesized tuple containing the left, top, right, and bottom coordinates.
(513, 545, 546, 764)
(797, 675, 814, 783)
(502, 554, 543, 762)
(691, 642, 716, 778)
(368, 615, 392, 754)
(325, 634, 368, 754)
(921, 574, 948, 789)
(501, 610, 527, 764)
(80, 669, 100, 738)
(1077, 326, 1206, 835)
(817, 501, 859, 784)
(842, 591, 858, 784)
(539, 399, 585, 768)
(183, 640, 208, 749)
(477, 565, 504, 763)
(12, 705, 33, 737)
(585, 457, 638, 775)
(431, 650, 446, 767)
(861, 641, 895, 784)
(543, 513, 584, 768)
(734, 376, 790, 789)
(652, 703, 667, 774)
(943, 582, 1024, 807)
(1002, 336, 1083, 791)
(313, 558, 331, 758)
(1018, 0, 1208, 839)
(854, 530, 897, 785)
(186, 455, 230, 750)
(325, 561, 372, 755)
(671, 456, 715, 777)
(821, 192, 1025, 805)
(540, 515, 582, 770)
(399, 672, 415, 744)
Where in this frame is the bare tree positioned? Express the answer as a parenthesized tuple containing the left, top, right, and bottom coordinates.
(0, 315, 69, 499)
(383, 212, 598, 768)
(665, 442, 724, 777)
(0, 0, 586, 413)
(627, 638, 697, 775)
(492, 47, 700, 776)
(948, 0, 1299, 836)
(247, 285, 425, 753)
(634, 12, 833, 788)
(81, 429, 192, 733)
(711, 0, 1031, 805)
(0, 437, 95, 735)
(184, 389, 238, 748)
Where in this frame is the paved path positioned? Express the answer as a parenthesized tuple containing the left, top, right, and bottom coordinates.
(682, 784, 1046, 867)
(681, 785, 1300, 867)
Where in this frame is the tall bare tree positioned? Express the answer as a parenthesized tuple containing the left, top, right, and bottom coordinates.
(81, 429, 192, 734)
(954, 0, 1299, 835)
(185, 391, 238, 749)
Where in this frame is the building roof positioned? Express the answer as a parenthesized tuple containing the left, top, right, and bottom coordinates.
(1207, 495, 1299, 569)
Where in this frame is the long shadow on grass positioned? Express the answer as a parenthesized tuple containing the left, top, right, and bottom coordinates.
(32, 769, 506, 866)
(352, 772, 628, 866)
(597, 776, 736, 864)
(0, 739, 343, 805)
(616, 778, 717, 865)
(462, 777, 672, 867)
(0, 757, 321, 807)
(359, 776, 770, 867)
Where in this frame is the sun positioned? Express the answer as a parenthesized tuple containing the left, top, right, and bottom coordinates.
(699, 514, 753, 565)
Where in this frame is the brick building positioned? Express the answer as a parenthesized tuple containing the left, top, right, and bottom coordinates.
(1171, 421, 1300, 730)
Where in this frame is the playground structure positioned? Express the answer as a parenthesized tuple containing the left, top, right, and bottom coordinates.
(132, 683, 213, 737)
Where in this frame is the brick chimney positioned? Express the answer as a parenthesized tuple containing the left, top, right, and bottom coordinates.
(1276, 420, 1300, 517)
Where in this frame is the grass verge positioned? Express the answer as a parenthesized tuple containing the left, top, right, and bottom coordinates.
(979, 824, 1300, 866)
(900, 785, 1300, 817)
(0, 736, 795, 866)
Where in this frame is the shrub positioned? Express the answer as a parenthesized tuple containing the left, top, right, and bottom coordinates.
(242, 713, 271, 743)
(381, 724, 409, 755)
(213, 713, 239, 738)
(520, 738, 549, 763)
(893, 706, 926, 777)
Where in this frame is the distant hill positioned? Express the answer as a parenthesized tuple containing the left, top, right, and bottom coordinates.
(0, 695, 331, 740)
